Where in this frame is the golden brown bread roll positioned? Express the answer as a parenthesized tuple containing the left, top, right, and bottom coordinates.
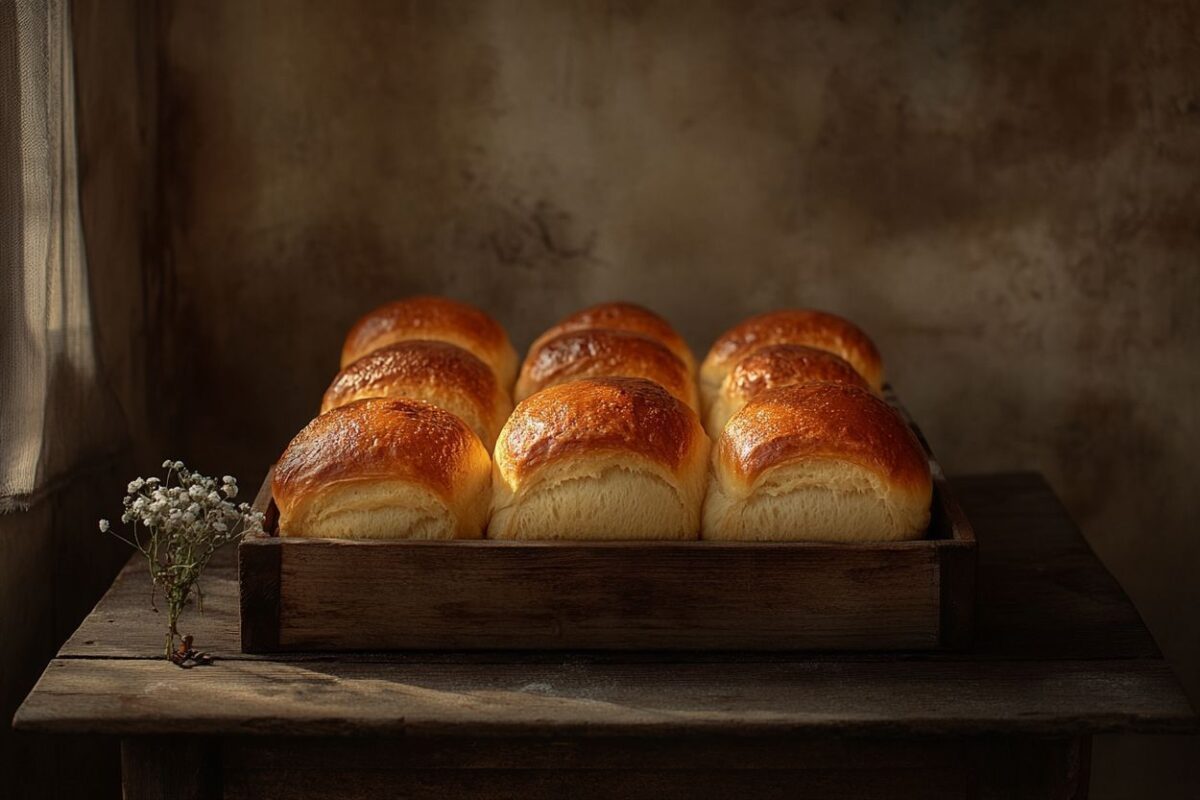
(700, 310, 884, 410)
(321, 341, 512, 449)
(515, 328, 699, 410)
(491, 377, 710, 540)
(529, 301, 696, 374)
(273, 398, 491, 540)
(702, 382, 931, 542)
(705, 344, 869, 438)
(340, 296, 518, 389)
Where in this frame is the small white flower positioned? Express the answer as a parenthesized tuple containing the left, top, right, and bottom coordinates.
(99, 519, 110, 533)
(213, 521, 228, 532)
(127, 478, 145, 493)
(223, 484, 238, 499)
(182, 512, 196, 524)
(162, 459, 173, 468)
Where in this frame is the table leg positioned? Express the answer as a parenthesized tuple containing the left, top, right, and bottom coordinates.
(121, 737, 220, 800)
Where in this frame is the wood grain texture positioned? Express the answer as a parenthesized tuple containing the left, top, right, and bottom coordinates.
(15, 657, 1195, 738)
(237, 536, 279, 653)
(17, 474, 1194, 742)
(269, 537, 941, 651)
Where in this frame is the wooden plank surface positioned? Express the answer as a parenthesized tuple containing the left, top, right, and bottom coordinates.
(14, 657, 1195, 737)
(13, 473, 1195, 739)
(963, 473, 1163, 661)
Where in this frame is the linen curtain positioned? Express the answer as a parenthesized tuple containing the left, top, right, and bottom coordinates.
(1, 0, 111, 511)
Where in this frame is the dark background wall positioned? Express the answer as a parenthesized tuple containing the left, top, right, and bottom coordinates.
(32, 0, 1200, 796)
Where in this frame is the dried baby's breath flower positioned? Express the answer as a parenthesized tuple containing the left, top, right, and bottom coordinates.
(100, 460, 264, 660)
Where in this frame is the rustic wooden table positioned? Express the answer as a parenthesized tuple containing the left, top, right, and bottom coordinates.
(13, 473, 1197, 799)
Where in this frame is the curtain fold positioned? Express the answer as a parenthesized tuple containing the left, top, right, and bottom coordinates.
(1, 0, 113, 511)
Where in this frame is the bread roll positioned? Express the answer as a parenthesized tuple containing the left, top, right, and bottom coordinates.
(321, 341, 512, 449)
(705, 344, 869, 437)
(491, 377, 710, 540)
(273, 398, 491, 540)
(529, 301, 696, 373)
(515, 329, 698, 410)
(700, 310, 883, 409)
(702, 382, 931, 542)
(340, 296, 518, 389)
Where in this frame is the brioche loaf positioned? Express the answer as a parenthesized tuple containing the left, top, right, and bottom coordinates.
(491, 377, 710, 540)
(529, 301, 696, 373)
(340, 296, 518, 389)
(273, 398, 491, 540)
(705, 344, 869, 437)
(702, 382, 931, 542)
(515, 328, 698, 410)
(700, 310, 883, 409)
(321, 341, 512, 449)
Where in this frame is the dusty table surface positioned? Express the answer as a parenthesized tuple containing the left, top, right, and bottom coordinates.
(12, 473, 1197, 739)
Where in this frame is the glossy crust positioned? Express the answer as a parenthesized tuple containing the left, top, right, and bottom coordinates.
(716, 382, 928, 490)
(273, 398, 492, 539)
(700, 310, 884, 407)
(340, 296, 518, 389)
(528, 301, 696, 373)
(498, 377, 703, 480)
(491, 377, 710, 540)
(706, 344, 870, 437)
(321, 341, 512, 449)
(705, 382, 931, 541)
(515, 329, 698, 409)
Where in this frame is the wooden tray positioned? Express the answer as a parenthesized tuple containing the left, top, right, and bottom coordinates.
(239, 393, 976, 653)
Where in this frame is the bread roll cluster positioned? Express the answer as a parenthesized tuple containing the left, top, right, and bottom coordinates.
(275, 296, 514, 540)
(272, 297, 931, 542)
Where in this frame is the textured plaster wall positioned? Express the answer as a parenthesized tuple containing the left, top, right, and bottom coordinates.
(152, 1, 1198, 794)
